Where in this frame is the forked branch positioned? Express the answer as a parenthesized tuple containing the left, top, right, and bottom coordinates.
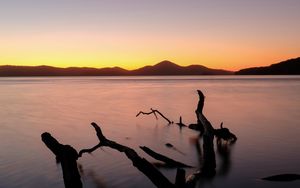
(79, 122, 175, 188)
(136, 108, 173, 124)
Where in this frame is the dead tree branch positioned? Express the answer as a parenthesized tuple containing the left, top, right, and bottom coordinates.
(79, 122, 176, 188)
(185, 90, 216, 187)
(136, 108, 173, 124)
(214, 122, 237, 142)
(140, 146, 192, 168)
(41, 133, 82, 188)
(196, 90, 216, 177)
(188, 90, 205, 133)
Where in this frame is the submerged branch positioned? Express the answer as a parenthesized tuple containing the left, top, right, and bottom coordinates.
(79, 122, 175, 188)
(136, 108, 173, 124)
(140, 146, 192, 168)
(262, 174, 300, 181)
(41, 132, 82, 188)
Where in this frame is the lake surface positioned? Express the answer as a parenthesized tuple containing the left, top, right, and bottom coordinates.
(0, 76, 299, 188)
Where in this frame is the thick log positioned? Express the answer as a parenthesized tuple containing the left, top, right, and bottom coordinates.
(79, 122, 175, 188)
(196, 90, 216, 177)
(41, 132, 82, 188)
(185, 90, 216, 187)
(136, 108, 173, 124)
(140, 146, 192, 168)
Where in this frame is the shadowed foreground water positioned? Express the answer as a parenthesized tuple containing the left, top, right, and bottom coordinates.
(0, 76, 299, 188)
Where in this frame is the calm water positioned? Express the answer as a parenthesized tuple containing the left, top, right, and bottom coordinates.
(0, 76, 299, 188)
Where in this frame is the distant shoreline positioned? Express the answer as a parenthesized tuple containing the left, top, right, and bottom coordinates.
(0, 57, 299, 76)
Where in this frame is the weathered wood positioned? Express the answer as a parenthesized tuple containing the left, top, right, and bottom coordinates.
(140, 146, 192, 168)
(136, 108, 173, 124)
(79, 122, 176, 188)
(41, 132, 82, 188)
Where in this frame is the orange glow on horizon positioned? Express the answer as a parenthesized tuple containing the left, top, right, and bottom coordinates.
(0, 30, 299, 71)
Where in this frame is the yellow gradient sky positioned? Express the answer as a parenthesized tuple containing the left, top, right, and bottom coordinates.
(0, 0, 299, 71)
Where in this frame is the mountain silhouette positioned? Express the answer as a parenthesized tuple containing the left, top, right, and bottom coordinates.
(236, 57, 300, 75)
(0, 61, 232, 76)
(131, 60, 231, 75)
(1, 58, 298, 76)
(0, 65, 129, 76)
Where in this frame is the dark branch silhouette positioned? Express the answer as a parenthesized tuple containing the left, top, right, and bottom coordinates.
(176, 116, 187, 128)
(214, 122, 237, 142)
(41, 89, 238, 188)
(136, 108, 173, 124)
(41, 133, 82, 188)
(262, 174, 300, 181)
(140, 146, 192, 168)
(175, 168, 186, 188)
(188, 90, 205, 133)
(165, 143, 186, 155)
(195, 90, 216, 177)
(79, 122, 176, 188)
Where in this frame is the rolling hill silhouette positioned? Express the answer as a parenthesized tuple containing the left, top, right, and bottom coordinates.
(131, 60, 231, 75)
(1, 58, 298, 76)
(236, 57, 300, 75)
(0, 61, 232, 76)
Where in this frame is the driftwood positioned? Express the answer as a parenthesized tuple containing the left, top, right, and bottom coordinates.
(214, 122, 237, 142)
(186, 90, 238, 186)
(41, 133, 82, 188)
(167, 90, 217, 188)
(188, 90, 205, 133)
(79, 122, 176, 188)
(136, 108, 173, 124)
(195, 90, 216, 177)
(176, 116, 187, 128)
(41, 89, 238, 188)
(175, 168, 186, 188)
(262, 174, 300, 181)
(140, 146, 192, 168)
(165, 143, 186, 155)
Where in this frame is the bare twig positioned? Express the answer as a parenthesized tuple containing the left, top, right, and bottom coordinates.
(136, 108, 173, 124)
(176, 116, 187, 127)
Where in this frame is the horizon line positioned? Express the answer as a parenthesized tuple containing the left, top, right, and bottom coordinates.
(0, 59, 281, 72)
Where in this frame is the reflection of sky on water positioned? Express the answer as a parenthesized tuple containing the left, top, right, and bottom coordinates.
(0, 76, 299, 188)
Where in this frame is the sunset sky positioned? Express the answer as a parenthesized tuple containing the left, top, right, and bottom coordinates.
(0, 0, 299, 71)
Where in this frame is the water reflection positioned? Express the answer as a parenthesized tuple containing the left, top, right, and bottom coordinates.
(1, 76, 300, 188)
(188, 134, 236, 186)
(216, 138, 234, 176)
(79, 164, 107, 188)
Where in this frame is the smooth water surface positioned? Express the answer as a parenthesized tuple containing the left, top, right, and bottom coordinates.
(0, 76, 299, 188)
